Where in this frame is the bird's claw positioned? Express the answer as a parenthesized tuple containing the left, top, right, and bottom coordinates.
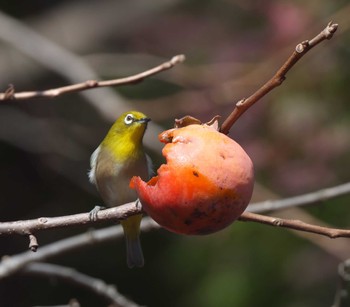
(89, 205, 105, 221)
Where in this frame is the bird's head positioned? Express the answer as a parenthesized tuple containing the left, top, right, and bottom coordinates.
(103, 111, 151, 150)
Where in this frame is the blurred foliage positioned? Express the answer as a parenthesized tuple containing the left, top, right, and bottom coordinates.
(0, 0, 349, 306)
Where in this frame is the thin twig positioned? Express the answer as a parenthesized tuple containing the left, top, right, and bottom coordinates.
(239, 212, 350, 239)
(0, 201, 140, 236)
(220, 21, 338, 134)
(0, 55, 185, 101)
(0, 10, 168, 155)
(247, 182, 350, 213)
(0, 218, 159, 279)
(0, 9, 129, 120)
(23, 262, 140, 307)
(28, 234, 38, 252)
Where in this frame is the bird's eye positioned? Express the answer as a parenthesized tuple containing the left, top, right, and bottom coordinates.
(124, 114, 134, 125)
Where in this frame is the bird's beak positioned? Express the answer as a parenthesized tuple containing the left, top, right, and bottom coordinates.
(136, 117, 151, 124)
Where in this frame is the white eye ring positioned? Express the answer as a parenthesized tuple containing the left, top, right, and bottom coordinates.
(124, 114, 134, 125)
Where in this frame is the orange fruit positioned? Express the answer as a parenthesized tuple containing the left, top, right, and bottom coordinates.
(130, 124, 254, 235)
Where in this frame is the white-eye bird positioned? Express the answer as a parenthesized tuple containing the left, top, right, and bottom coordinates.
(89, 111, 151, 268)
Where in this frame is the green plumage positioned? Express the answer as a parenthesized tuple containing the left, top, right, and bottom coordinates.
(89, 111, 151, 268)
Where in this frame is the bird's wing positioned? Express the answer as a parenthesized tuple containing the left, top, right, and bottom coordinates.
(88, 145, 101, 184)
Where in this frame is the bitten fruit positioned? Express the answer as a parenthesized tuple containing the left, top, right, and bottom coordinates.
(130, 124, 254, 235)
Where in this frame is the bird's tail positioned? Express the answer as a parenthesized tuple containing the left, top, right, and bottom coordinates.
(120, 214, 144, 268)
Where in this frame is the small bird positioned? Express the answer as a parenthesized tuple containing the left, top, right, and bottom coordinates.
(89, 111, 151, 268)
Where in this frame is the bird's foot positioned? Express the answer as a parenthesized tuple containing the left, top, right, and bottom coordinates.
(135, 199, 142, 209)
(89, 205, 106, 221)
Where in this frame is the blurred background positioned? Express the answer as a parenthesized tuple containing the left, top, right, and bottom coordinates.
(0, 0, 350, 306)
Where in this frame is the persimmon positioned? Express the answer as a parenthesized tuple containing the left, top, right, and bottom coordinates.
(130, 123, 254, 235)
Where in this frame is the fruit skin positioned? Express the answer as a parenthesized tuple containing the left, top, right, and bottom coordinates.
(131, 124, 254, 235)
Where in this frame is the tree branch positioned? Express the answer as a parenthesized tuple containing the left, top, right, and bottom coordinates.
(220, 21, 338, 134)
(0, 201, 140, 236)
(247, 182, 350, 213)
(0, 218, 159, 279)
(0, 182, 349, 249)
(23, 262, 140, 307)
(0, 179, 348, 279)
(0, 9, 170, 155)
(239, 212, 350, 239)
(0, 55, 185, 101)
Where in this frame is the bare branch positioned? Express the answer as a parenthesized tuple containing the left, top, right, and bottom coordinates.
(0, 55, 185, 101)
(0, 201, 140, 236)
(0, 218, 159, 279)
(0, 178, 349, 279)
(220, 21, 338, 134)
(0, 10, 176, 153)
(0, 182, 349, 247)
(239, 212, 350, 239)
(247, 182, 350, 213)
(0, 9, 128, 120)
(23, 262, 140, 307)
